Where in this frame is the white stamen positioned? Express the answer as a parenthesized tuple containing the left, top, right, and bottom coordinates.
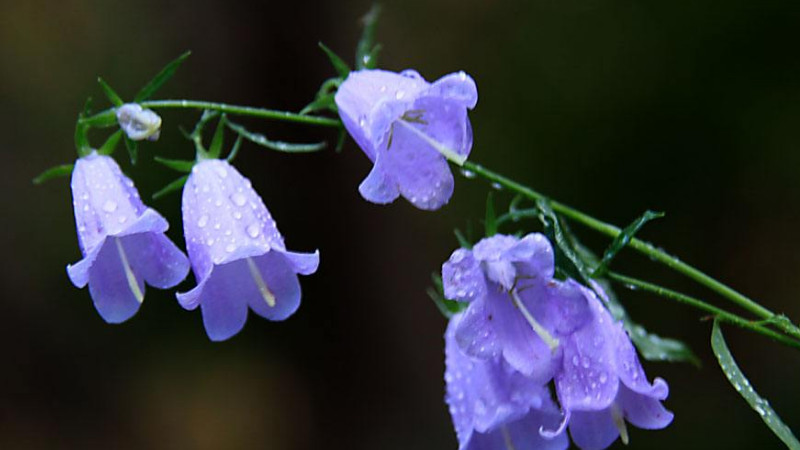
(501, 426, 517, 450)
(115, 237, 143, 303)
(246, 257, 276, 307)
(395, 119, 467, 166)
(511, 289, 559, 352)
(611, 403, 629, 445)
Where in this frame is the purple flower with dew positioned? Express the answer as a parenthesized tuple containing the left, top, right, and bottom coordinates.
(116, 103, 162, 141)
(547, 284, 673, 450)
(445, 313, 568, 450)
(177, 159, 319, 341)
(335, 69, 477, 210)
(442, 233, 591, 381)
(67, 152, 190, 323)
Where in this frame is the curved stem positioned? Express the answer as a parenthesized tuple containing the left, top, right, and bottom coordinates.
(460, 161, 793, 328)
(608, 272, 800, 350)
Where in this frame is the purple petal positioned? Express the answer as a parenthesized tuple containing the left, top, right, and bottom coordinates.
(358, 160, 400, 204)
(381, 117, 455, 210)
(454, 299, 501, 361)
(555, 293, 619, 412)
(281, 249, 320, 275)
(246, 251, 302, 321)
(469, 409, 569, 450)
(618, 384, 674, 430)
(196, 261, 250, 341)
(568, 409, 620, 450)
(506, 233, 555, 281)
(612, 320, 670, 399)
(122, 232, 189, 289)
(526, 279, 591, 337)
(427, 71, 478, 109)
(442, 248, 487, 302)
(87, 238, 145, 324)
(408, 95, 473, 161)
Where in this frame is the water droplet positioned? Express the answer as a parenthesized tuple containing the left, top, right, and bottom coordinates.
(206, 238, 215, 246)
(230, 192, 247, 206)
(225, 243, 237, 253)
(581, 357, 591, 369)
(118, 216, 127, 224)
(246, 223, 260, 238)
(599, 373, 608, 383)
(395, 90, 405, 100)
(460, 169, 476, 179)
(233, 211, 242, 220)
(572, 355, 580, 366)
(197, 215, 209, 228)
(459, 71, 467, 81)
(83, 205, 89, 212)
(102, 200, 117, 213)
(379, 85, 387, 92)
(491, 182, 503, 191)
(214, 199, 223, 207)
(214, 166, 228, 178)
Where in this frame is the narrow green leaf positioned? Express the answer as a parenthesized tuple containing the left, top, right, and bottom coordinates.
(536, 199, 593, 284)
(593, 210, 664, 277)
(226, 121, 326, 153)
(152, 174, 189, 200)
(80, 110, 118, 128)
(207, 114, 227, 159)
(711, 319, 800, 449)
(355, 4, 382, 70)
(74, 120, 90, 155)
(82, 97, 94, 116)
(428, 274, 467, 319)
(154, 156, 195, 173)
(134, 51, 191, 102)
(97, 129, 123, 156)
(335, 127, 347, 153)
(300, 93, 336, 116)
(485, 192, 497, 237)
(124, 135, 138, 164)
(227, 135, 243, 162)
(97, 77, 123, 106)
(454, 228, 471, 249)
(33, 164, 74, 185)
(318, 42, 351, 77)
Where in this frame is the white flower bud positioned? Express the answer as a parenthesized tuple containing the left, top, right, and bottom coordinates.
(116, 103, 162, 141)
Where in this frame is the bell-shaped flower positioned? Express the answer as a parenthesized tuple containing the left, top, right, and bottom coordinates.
(550, 284, 673, 450)
(445, 313, 568, 450)
(177, 159, 319, 341)
(335, 69, 477, 210)
(116, 103, 162, 141)
(442, 233, 591, 381)
(67, 152, 190, 323)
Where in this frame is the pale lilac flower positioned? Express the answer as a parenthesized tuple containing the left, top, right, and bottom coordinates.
(445, 313, 568, 450)
(177, 159, 319, 341)
(67, 152, 189, 323)
(335, 69, 477, 210)
(551, 285, 673, 450)
(442, 233, 591, 380)
(116, 103, 162, 141)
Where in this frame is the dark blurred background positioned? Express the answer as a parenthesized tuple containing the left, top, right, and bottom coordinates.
(3, 0, 800, 448)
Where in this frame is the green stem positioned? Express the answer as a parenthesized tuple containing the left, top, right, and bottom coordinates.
(608, 272, 800, 350)
(461, 161, 796, 330)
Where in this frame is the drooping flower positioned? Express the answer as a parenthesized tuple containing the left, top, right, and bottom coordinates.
(442, 233, 591, 381)
(551, 285, 673, 450)
(67, 152, 190, 323)
(335, 69, 477, 210)
(177, 159, 319, 341)
(445, 313, 568, 450)
(116, 103, 162, 141)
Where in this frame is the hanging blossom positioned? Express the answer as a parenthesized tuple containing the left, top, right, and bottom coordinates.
(67, 152, 190, 323)
(441, 233, 672, 449)
(548, 283, 674, 450)
(335, 69, 477, 210)
(116, 103, 162, 141)
(445, 312, 569, 450)
(177, 159, 319, 341)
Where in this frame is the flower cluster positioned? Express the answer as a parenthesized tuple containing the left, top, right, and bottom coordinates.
(442, 233, 673, 450)
(68, 138, 318, 340)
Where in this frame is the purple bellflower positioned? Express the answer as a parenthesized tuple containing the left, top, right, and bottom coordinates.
(177, 159, 319, 341)
(445, 313, 569, 450)
(442, 233, 591, 381)
(550, 284, 673, 450)
(67, 152, 190, 323)
(335, 69, 477, 210)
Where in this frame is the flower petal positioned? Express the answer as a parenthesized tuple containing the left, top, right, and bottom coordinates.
(427, 71, 478, 109)
(87, 238, 145, 324)
(612, 320, 670, 399)
(196, 261, 250, 341)
(618, 383, 674, 430)
(122, 232, 189, 289)
(568, 409, 620, 450)
(454, 299, 501, 361)
(246, 251, 303, 321)
(281, 249, 320, 276)
(358, 159, 400, 204)
(442, 248, 487, 303)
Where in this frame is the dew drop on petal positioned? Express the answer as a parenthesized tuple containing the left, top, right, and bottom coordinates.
(230, 192, 247, 206)
(197, 215, 209, 228)
(246, 223, 260, 238)
(225, 243, 237, 253)
(214, 166, 228, 178)
(233, 211, 242, 220)
(102, 200, 117, 213)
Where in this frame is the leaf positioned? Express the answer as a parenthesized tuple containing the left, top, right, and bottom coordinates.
(134, 51, 191, 102)
(124, 135, 138, 164)
(97, 77, 123, 106)
(593, 210, 664, 277)
(226, 121, 326, 153)
(80, 110, 118, 128)
(454, 228, 472, 249)
(318, 42, 351, 77)
(536, 199, 593, 284)
(207, 114, 227, 159)
(428, 274, 468, 319)
(355, 4, 382, 70)
(97, 129, 123, 156)
(711, 319, 800, 449)
(152, 174, 189, 200)
(74, 121, 90, 155)
(334, 127, 347, 153)
(300, 93, 336, 116)
(82, 96, 94, 116)
(33, 164, 74, 185)
(227, 135, 243, 162)
(485, 192, 497, 237)
(154, 156, 195, 173)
